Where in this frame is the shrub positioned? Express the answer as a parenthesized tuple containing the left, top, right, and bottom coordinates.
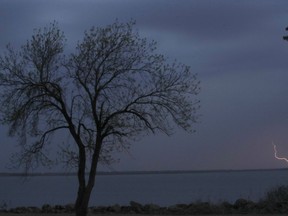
(264, 185, 288, 203)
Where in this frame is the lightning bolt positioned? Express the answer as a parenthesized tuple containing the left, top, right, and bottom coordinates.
(272, 141, 288, 164)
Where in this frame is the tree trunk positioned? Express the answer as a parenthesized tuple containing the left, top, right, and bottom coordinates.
(75, 187, 92, 216)
(74, 173, 98, 216)
(74, 138, 102, 216)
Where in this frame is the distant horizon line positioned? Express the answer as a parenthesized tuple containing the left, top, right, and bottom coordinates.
(0, 168, 287, 176)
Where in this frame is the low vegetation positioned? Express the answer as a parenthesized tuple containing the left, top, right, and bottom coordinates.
(1, 185, 288, 214)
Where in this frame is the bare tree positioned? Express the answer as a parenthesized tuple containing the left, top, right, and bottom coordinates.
(284, 27, 288, 41)
(0, 21, 200, 216)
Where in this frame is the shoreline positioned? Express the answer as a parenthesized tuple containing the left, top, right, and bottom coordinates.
(0, 212, 283, 216)
(1, 168, 288, 177)
(1, 198, 288, 215)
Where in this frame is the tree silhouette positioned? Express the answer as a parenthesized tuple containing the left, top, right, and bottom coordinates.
(283, 27, 288, 41)
(0, 21, 200, 216)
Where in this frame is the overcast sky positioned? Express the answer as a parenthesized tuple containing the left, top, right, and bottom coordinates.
(1, 0, 288, 172)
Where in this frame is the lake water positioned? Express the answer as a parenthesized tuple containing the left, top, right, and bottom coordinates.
(1, 169, 288, 208)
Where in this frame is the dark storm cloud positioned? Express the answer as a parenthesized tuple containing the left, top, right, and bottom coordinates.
(1, 0, 288, 171)
(125, 1, 285, 43)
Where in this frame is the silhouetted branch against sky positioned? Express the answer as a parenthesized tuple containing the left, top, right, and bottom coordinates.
(0, 19, 202, 216)
(0, 1, 288, 172)
(0, 20, 200, 172)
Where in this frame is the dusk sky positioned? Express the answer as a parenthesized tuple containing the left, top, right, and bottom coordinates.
(1, 0, 288, 172)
